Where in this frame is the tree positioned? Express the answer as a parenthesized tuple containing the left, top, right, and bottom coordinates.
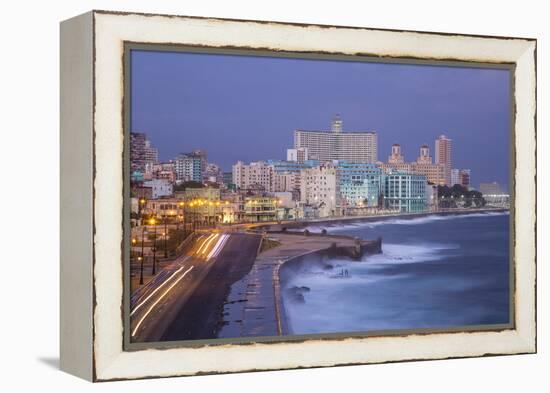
(173, 181, 204, 191)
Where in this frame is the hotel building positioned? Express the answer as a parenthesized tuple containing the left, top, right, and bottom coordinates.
(381, 144, 446, 186)
(294, 115, 378, 163)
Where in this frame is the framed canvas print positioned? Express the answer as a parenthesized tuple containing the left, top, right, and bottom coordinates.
(60, 10, 537, 381)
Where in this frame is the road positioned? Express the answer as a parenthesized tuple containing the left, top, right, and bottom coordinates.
(130, 231, 261, 342)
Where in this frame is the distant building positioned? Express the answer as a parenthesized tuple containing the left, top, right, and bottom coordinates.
(381, 145, 446, 186)
(176, 186, 221, 202)
(144, 140, 158, 165)
(130, 132, 147, 173)
(287, 147, 309, 163)
(435, 134, 452, 185)
(130, 132, 159, 174)
(144, 162, 177, 183)
(300, 162, 339, 217)
(336, 161, 381, 208)
(451, 169, 471, 187)
(388, 144, 405, 164)
(222, 172, 233, 186)
(382, 171, 427, 213)
(232, 161, 274, 192)
(479, 182, 504, 196)
(273, 171, 301, 194)
(204, 162, 223, 184)
(416, 144, 432, 164)
(294, 115, 378, 163)
(175, 150, 207, 182)
(143, 179, 173, 199)
(479, 182, 509, 206)
(244, 196, 279, 222)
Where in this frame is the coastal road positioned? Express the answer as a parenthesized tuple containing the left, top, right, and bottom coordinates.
(130, 231, 261, 342)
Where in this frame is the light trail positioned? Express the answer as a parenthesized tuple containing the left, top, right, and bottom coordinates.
(131, 259, 190, 316)
(207, 234, 230, 260)
(196, 234, 216, 255)
(201, 234, 219, 256)
(131, 265, 195, 337)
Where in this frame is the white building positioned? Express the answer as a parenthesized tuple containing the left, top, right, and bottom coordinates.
(143, 179, 173, 199)
(300, 162, 339, 217)
(287, 147, 309, 163)
(294, 115, 378, 163)
(272, 171, 300, 193)
(232, 161, 274, 192)
(144, 139, 158, 166)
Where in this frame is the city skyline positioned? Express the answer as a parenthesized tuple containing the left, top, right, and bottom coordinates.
(131, 50, 511, 190)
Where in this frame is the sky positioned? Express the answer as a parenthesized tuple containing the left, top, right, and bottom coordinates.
(131, 50, 511, 190)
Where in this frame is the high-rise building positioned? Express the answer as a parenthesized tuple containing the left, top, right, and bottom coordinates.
(130, 133, 159, 174)
(143, 140, 158, 166)
(435, 134, 452, 185)
(174, 150, 207, 182)
(287, 147, 309, 163)
(294, 115, 378, 163)
(130, 132, 147, 173)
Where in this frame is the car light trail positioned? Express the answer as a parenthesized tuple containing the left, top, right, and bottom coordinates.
(207, 234, 230, 260)
(196, 234, 216, 255)
(131, 263, 189, 317)
(131, 265, 195, 337)
(200, 234, 219, 256)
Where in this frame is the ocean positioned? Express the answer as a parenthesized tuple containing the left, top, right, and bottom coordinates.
(282, 212, 511, 335)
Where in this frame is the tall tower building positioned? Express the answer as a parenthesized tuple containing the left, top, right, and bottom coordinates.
(130, 132, 147, 173)
(435, 135, 452, 185)
(388, 144, 405, 164)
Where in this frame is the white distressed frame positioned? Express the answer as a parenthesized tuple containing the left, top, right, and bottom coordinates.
(62, 10, 536, 381)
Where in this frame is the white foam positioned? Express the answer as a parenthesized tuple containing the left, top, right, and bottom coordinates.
(296, 211, 509, 233)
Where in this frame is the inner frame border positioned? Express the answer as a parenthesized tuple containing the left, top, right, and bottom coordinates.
(121, 42, 517, 352)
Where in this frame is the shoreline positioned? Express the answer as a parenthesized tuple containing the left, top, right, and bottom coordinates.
(250, 207, 509, 232)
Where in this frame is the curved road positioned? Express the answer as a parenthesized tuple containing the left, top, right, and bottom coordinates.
(130, 231, 261, 342)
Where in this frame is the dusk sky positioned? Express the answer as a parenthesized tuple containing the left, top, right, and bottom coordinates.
(131, 50, 511, 190)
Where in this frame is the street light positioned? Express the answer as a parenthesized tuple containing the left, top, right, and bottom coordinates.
(163, 214, 168, 258)
(150, 217, 157, 275)
(139, 223, 146, 284)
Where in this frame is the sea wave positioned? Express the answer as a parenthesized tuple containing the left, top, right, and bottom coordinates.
(295, 211, 509, 233)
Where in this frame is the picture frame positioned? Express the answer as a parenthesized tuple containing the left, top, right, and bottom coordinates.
(60, 10, 536, 381)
